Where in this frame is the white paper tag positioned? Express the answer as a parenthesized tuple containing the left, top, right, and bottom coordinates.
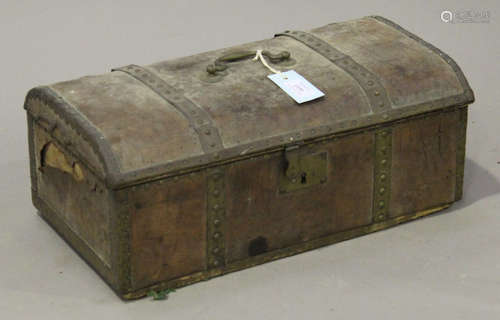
(268, 70, 325, 104)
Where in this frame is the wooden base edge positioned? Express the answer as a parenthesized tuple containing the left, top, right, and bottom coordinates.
(123, 202, 452, 300)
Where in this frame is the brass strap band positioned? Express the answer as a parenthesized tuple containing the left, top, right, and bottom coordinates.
(206, 168, 226, 270)
(372, 128, 392, 222)
(113, 65, 223, 153)
(276, 31, 391, 113)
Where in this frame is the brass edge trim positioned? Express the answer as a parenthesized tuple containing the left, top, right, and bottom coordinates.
(114, 105, 466, 189)
(372, 128, 392, 222)
(23, 86, 121, 186)
(122, 203, 452, 300)
(455, 107, 468, 200)
(32, 193, 117, 292)
(112, 65, 224, 153)
(275, 30, 391, 112)
(369, 15, 475, 102)
(206, 167, 226, 270)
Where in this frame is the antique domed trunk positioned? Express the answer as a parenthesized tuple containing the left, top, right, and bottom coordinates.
(24, 16, 474, 299)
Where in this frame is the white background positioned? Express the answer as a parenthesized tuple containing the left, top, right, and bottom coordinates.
(0, 0, 499, 318)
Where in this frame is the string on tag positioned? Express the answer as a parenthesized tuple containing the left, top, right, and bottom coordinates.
(253, 50, 288, 79)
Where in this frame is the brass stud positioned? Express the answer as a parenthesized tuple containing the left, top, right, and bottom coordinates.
(381, 159, 387, 165)
(380, 173, 386, 181)
(213, 219, 220, 226)
(379, 187, 385, 194)
(379, 200, 385, 208)
(213, 232, 221, 239)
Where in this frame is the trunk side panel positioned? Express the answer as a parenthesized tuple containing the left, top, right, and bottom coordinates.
(390, 110, 458, 216)
(224, 132, 374, 263)
(129, 172, 207, 290)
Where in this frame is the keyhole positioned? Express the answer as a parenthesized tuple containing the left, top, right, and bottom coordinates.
(301, 172, 307, 184)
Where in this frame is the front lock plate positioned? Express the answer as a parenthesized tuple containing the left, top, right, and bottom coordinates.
(279, 147, 328, 193)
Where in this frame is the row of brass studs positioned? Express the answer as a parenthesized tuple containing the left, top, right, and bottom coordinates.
(373, 128, 392, 222)
(206, 168, 226, 269)
(276, 31, 391, 112)
(113, 65, 223, 153)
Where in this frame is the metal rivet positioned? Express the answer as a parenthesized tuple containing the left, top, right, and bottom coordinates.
(381, 159, 387, 165)
(374, 91, 380, 96)
(379, 187, 385, 194)
(380, 173, 386, 181)
(213, 219, 220, 226)
(213, 247, 220, 254)
(379, 201, 385, 208)
(213, 204, 219, 210)
(213, 232, 221, 239)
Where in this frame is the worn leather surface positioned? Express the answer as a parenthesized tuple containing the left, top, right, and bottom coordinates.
(44, 16, 469, 181)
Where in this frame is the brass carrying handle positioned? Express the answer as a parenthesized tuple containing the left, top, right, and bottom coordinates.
(206, 50, 291, 75)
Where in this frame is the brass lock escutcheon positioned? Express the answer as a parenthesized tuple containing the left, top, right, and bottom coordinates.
(279, 145, 328, 193)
